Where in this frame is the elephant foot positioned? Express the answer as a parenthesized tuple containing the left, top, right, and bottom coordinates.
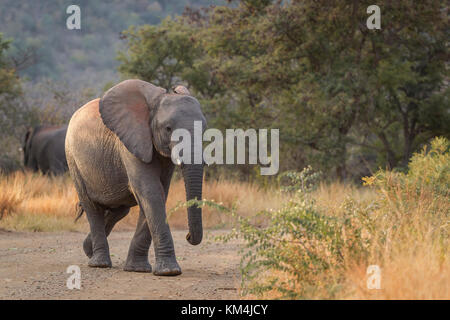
(124, 257, 152, 273)
(83, 236, 93, 258)
(88, 254, 112, 268)
(153, 258, 182, 276)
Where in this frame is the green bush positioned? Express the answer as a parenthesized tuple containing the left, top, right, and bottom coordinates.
(212, 138, 449, 299)
(215, 166, 371, 299)
(365, 136, 449, 196)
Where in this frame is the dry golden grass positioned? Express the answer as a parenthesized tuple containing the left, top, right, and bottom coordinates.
(338, 175, 449, 300)
(343, 246, 449, 300)
(250, 177, 449, 300)
(0, 171, 284, 232)
(0, 174, 23, 220)
(0, 171, 80, 231)
(313, 181, 377, 214)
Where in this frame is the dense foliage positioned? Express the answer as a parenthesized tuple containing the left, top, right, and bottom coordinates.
(0, 33, 32, 172)
(118, 0, 449, 180)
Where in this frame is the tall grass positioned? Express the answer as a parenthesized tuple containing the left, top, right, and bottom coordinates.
(219, 137, 449, 299)
(0, 171, 284, 232)
(0, 172, 80, 231)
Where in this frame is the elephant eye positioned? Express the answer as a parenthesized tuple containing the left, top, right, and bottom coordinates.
(166, 126, 172, 133)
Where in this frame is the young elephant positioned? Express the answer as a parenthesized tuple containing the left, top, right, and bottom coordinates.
(65, 79, 206, 276)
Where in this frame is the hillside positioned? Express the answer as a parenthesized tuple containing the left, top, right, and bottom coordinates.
(0, 0, 224, 89)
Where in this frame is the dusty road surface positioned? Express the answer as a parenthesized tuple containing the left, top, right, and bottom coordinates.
(0, 229, 241, 299)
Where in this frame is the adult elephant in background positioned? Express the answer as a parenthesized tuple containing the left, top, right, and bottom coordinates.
(65, 79, 206, 276)
(23, 125, 68, 175)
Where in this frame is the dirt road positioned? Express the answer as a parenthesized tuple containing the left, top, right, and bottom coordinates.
(0, 229, 241, 299)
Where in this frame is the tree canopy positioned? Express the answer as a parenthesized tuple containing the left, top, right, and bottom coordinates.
(0, 33, 28, 171)
(118, 0, 449, 180)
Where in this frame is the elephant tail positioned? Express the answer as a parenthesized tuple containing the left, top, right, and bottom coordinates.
(74, 202, 85, 222)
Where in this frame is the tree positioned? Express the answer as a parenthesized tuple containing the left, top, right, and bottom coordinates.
(118, 0, 449, 180)
(0, 33, 20, 99)
(118, 17, 204, 91)
(0, 33, 26, 172)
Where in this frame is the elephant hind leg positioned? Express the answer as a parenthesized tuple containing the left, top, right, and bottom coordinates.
(83, 206, 130, 258)
(82, 236, 94, 259)
(66, 155, 110, 266)
(81, 202, 116, 268)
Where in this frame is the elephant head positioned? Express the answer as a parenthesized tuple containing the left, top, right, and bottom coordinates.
(99, 79, 206, 245)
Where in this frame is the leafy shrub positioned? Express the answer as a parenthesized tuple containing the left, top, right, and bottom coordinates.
(277, 165, 322, 193)
(213, 166, 371, 298)
(209, 137, 449, 299)
(364, 136, 449, 198)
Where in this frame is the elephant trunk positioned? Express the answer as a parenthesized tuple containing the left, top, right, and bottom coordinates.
(181, 163, 203, 245)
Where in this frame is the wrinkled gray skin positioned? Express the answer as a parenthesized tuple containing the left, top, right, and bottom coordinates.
(23, 125, 68, 175)
(65, 79, 206, 276)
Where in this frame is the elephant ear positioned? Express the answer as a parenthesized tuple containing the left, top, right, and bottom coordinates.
(25, 126, 37, 152)
(99, 79, 166, 163)
(23, 127, 34, 162)
(173, 85, 191, 95)
(23, 128, 32, 151)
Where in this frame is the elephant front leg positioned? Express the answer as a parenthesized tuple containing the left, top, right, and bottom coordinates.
(152, 223, 181, 276)
(131, 184, 181, 276)
(85, 206, 112, 268)
(124, 209, 152, 273)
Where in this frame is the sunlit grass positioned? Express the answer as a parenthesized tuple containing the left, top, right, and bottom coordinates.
(0, 171, 284, 232)
(0, 171, 81, 232)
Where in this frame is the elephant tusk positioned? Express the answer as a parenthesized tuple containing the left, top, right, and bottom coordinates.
(171, 153, 182, 165)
